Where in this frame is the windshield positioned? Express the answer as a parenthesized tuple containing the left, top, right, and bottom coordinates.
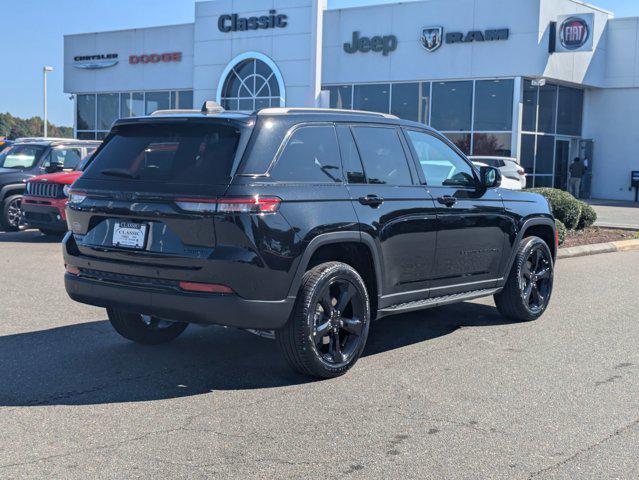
(0, 145, 46, 169)
(83, 122, 242, 185)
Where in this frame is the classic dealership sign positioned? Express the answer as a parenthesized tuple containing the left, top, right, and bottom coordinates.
(129, 52, 182, 64)
(72, 53, 119, 69)
(218, 10, 287, 32)
(556, 14, 593, 52)
(420, 27, 509, 52)
(344, 32, 398, 56)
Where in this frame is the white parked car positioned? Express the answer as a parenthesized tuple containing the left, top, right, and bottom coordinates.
(470, 156, 526, 190)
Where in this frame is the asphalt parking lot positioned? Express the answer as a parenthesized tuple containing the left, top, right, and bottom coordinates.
(1, 230, 638, 479)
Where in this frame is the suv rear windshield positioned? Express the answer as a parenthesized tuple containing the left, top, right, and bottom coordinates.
(83, 122, 242, 185)
(0, 144, 46, 169)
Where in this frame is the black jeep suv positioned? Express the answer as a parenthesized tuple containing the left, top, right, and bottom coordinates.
(63, 105, 557, 378)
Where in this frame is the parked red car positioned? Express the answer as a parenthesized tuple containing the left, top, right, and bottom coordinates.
(21, 147, 98, 236)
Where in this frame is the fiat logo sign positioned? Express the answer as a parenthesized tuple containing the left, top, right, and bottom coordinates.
(560, 17, 589, 50)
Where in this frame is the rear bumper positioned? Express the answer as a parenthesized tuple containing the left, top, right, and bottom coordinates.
(21, 197, 68, 232)
(64, 272, 295, 330)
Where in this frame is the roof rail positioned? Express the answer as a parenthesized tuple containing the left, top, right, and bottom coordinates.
(256, 107, 398, 119)
(150, 109, 201, 116)
(14, 137, 74, 143)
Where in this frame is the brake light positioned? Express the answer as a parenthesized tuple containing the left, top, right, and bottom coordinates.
(175, 196, 280, 214)
(217, 196, 280, 214)
(179, 281, 234, 294)
(66, 265, 80, 276)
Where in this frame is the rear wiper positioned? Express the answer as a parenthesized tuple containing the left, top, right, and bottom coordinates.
(101, 168, 139, 179)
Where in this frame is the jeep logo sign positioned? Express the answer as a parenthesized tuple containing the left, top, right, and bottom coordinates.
(555, 13, 594, 52)
(344, 32, 398, 56)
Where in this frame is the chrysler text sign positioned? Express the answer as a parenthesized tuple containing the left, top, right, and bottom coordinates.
(555, 13, 594, 52)
(73, 53, 118, 70)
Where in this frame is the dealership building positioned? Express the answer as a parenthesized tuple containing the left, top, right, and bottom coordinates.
(64, 0, 639, 200)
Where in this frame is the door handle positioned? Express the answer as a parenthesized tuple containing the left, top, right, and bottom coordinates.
(437, 195, 457, 207)
(358, 194, 384, 208)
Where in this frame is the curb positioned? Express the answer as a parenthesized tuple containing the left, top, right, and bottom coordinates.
(594, 223, 639, 232)
(558, 239, 639, 259)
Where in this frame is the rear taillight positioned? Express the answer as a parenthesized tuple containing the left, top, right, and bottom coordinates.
(175, 196, 280, 214)
(66, 265, 80, 275)
(179, 281, 234, 294)
(555, 228, 559, 250)
(517, 167, 526, 176)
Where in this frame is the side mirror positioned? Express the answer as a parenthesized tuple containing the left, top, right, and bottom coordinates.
(480, 166, 502, 189)
(45, 160, 63, 174)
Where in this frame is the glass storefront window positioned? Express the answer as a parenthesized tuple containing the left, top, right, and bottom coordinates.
(533, 176, 553, 188)
(353, 84, 390, 114)
(420, 82, 431, 125)
(120, 93, 131, 118)
(520, 134, 535, 174)
(131, 92, 145, 116)
(474, 79, 513, 131)
(76, 132, 96, 140)
(390, 83, 419, 121)
(177, 90, 193, 109)
(324, 85, 353, 109)
(77, 94, 96, 131)
(522, 80, 537, 132)
(97, 93, 119, 131)
(535, 135, 555, 174)
(473, 133, 512, 157)
(431, 81, 473, 131)
(538, 84, 557, 134)
(145, 91, 170, 115)
(557, 86, 583, 136)
(442, 132, 471, 155)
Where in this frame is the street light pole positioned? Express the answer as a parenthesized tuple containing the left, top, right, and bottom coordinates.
(43, 66, 53, 138)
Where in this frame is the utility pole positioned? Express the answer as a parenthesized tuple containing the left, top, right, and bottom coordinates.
(43, 66, 53, 138)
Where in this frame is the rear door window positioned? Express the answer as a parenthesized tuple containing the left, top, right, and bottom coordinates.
(336, 125, 365, 184)
(351, 126, 413, 185)
(83, 122, 241, 185)
(269, 125, 342, 183)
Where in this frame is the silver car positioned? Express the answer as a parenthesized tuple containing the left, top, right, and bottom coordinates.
(469, 156, 527, 190)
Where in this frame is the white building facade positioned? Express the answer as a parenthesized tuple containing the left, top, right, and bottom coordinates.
(64, 0, 639, 201)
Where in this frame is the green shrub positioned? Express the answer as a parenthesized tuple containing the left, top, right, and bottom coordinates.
(555, 219, 567, 246)
(529, 188, 582, 230)
(578, 202, 597, 229)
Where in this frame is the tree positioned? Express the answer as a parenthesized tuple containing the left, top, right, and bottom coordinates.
(0, 112, 73, 140)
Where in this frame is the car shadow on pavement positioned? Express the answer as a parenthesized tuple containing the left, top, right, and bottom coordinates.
(0, 302, 515, 407)
(0, 230, 62, 243)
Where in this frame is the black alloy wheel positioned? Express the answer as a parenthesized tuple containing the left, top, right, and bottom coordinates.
(311, 278, 366, 367)
(494, 236, 554, 322)
(277, 262, 371, 378)
(519, 244, 553, 314)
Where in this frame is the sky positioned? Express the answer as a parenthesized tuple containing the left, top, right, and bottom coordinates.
(0, 0, 636, 127)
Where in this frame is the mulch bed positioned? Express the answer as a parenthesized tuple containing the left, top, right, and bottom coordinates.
(562, 227, 639, 249)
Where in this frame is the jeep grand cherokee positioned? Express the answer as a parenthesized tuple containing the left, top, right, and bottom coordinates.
(63, 103, 556, 379)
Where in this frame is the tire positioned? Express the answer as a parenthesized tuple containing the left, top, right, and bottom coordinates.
(39, 229, 65, 239)
(494, 236, 554, 322)
(276, 262, 371, 379)
(1, 195, 23, 232)
(107, 308, 189, 345)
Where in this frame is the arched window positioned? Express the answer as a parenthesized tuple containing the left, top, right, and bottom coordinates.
(218, 54, 285, 111)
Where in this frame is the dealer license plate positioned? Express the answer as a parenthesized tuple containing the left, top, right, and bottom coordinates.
(113, 221, 147, 249)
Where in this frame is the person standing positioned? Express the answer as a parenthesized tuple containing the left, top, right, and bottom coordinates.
(568, 157, 586, 198)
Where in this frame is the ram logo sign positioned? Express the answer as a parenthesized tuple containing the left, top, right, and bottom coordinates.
(420, 27, 443, 52)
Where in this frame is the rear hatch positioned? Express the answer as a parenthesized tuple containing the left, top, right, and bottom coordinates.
(67, 118, 251, 268)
